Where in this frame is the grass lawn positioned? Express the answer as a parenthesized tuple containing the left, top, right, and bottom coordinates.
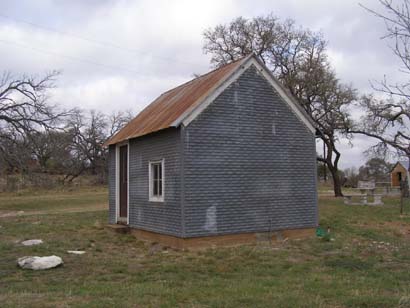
(1, 189, 410, 307)
(0, 186, 107, 213)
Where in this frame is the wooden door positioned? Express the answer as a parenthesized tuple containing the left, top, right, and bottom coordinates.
(119, 145, 128, 220)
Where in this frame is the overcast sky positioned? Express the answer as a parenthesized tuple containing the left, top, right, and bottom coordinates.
(0, 0, 404, 169)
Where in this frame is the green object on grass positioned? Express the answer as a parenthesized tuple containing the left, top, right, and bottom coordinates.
(316, 227, 326, 237)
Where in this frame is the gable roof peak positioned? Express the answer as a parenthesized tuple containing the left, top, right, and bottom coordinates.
(105, 53, 315, 146)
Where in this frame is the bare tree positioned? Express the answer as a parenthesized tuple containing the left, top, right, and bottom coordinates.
(26, 130, 72, 172)
(0, 71, 66, 134)
(350, 1, 410, 166)
(0, 70, 132, 186)
(348, 95, 410, 161)
(203, 14, 356, 196)
(315, 77, 356, 196)
(62, 109, 102, 182)
(108, 110, 133, 138)
(0, 129, 32, 173)
(0, 71, 70, 172)
(62, 109, 132, 183)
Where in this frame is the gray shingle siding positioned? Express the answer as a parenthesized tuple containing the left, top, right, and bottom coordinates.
(108, 64, 318, 239)
(128, 128, 182, 236)
(108, 145, 116, 224)
(182, 65, 318, 237)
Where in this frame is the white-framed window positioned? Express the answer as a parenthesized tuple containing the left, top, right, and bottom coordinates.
(149, 159, 164, 202)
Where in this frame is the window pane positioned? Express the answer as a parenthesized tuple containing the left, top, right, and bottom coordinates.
(150, 162, 163, 199)
(153, 179, 158, 195)
(153, 164, 158, 181)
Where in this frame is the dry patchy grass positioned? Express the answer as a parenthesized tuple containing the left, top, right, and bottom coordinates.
(0, 186, 107, 214)
(1, 189, 410, 307)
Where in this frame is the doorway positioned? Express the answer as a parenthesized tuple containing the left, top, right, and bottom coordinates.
(118, 144, 128, 222)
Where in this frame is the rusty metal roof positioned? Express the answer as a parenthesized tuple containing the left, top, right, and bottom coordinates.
(105, 54, 317, 146)
(104, 56, 249, 146)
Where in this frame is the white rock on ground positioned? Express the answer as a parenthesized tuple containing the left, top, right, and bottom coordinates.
(21, 239, 43, 246)
(17, 256, 63, 270)
(67, 250, 85, 255)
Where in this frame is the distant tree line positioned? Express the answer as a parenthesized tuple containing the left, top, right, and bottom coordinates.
(0, 71, 132, 188)
(319, 157, 393, 188)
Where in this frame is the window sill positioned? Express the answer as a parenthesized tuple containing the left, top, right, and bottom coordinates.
(149, 197, 164, 203)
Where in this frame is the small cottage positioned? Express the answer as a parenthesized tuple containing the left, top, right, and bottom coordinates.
(105, 54, 318, 249)
(391, 161, 409, 187)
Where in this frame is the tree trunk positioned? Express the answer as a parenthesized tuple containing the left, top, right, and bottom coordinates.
(319, 137, 343, 197)
(328, 165, 343, 197)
